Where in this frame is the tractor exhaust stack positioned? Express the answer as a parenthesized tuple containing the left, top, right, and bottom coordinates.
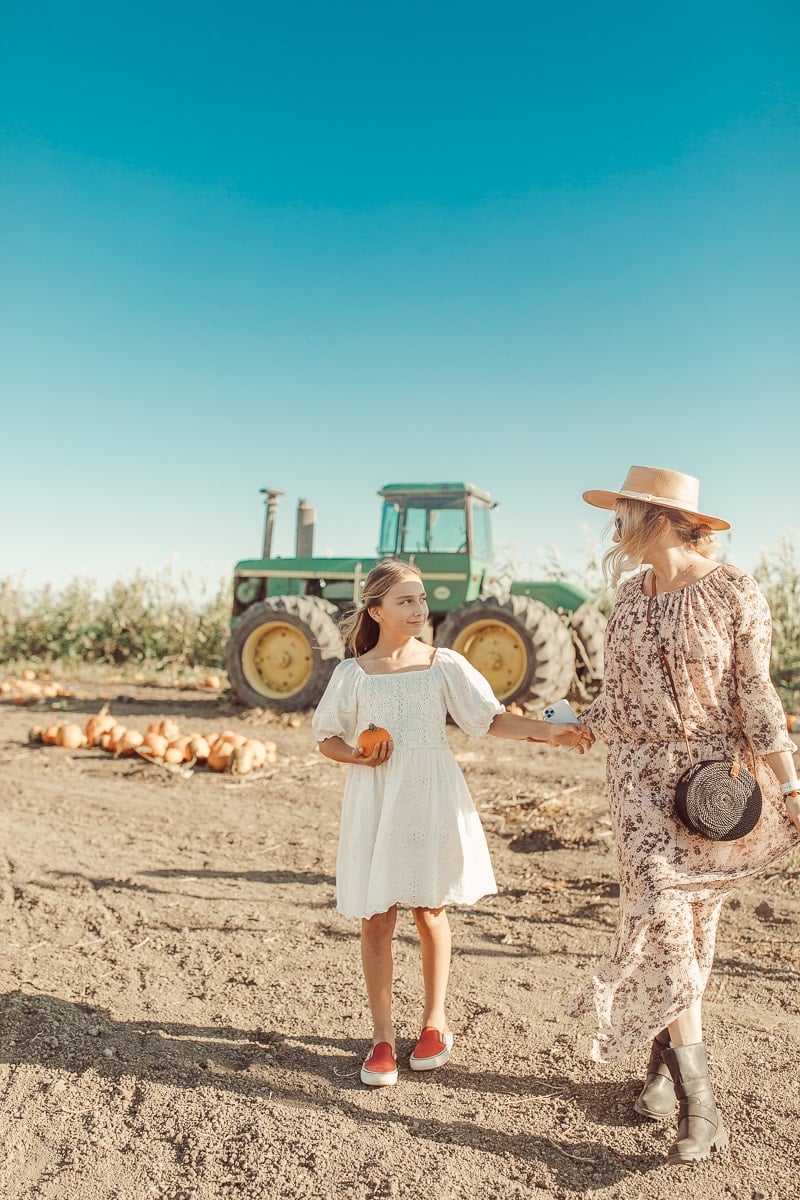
(296, 499, 316, 557)
(260, 487, 285, 558)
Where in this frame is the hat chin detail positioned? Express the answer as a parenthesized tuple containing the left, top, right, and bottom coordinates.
(582, 465, 730, 531)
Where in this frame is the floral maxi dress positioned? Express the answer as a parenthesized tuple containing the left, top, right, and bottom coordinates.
(570, 565, 800, 1062)
(311, 648, 502, 919)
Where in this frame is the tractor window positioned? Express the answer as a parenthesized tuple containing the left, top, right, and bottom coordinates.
(428, 507, 468, 553)
(400, 505, 468, 553)
(401, 507, 429, 552)
(378, 502, 400, 554)
(471, 501, 493, 559)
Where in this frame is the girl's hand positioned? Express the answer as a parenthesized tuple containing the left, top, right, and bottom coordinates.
(353, 738, 394, 767)
(540, 723, 595, 754)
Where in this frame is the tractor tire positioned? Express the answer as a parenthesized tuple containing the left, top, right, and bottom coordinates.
(224, 595, 343, 711)
(435, 595, 575, 707)
(569, 602, 606, 696)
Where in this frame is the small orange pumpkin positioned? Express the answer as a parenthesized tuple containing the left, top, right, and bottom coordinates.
(56, 723, 87, 750)
(140, 731, 169, 759)
(357, 724, 392, 756)
(207, 741, 236, 772)
(169, 735, 194, 761)
(187, 735, 211, 761)
(86, 708, 116, 746)
(116, 729, 144, 757)
(220, 729, 247, 749)
(242, 738, 267, 768)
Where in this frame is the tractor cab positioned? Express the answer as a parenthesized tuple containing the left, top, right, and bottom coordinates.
(376, 483, 496, 613)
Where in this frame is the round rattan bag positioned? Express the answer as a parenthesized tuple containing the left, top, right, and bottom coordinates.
(675, 759, 762, 841)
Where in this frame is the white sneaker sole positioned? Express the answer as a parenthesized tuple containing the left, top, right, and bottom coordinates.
(409, 1032, 454, 1072)
(360, 1058, 399, 1086)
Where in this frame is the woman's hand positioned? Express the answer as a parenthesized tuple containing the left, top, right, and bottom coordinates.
(353, 739, 394, 767)
(785, 793, 800, 833)
(536, 723, 595, 754)
(762, 751, 800, 833)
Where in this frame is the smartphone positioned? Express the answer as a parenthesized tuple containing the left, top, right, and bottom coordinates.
(543, 698, 579, 724)
(543, 698, 579, 751)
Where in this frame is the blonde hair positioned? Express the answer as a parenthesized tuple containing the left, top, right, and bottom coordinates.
(603, 499, 717, 588)
(338, 559, 424, 656)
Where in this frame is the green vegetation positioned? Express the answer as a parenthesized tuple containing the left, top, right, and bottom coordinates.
(754, 539, 800, 711)
(0, 571, 231, 674)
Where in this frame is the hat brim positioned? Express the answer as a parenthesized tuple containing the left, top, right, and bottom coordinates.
(582, 489, 730, 532)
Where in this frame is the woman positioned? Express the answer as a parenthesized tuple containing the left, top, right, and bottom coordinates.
(571, 465, 800, 1164)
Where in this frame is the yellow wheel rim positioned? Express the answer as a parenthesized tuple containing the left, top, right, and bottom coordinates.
(451, 619, 528, 701)
(241, 621, 313, 699)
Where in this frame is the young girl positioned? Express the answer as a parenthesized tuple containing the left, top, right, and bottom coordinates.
(312, 559, 592, 1087)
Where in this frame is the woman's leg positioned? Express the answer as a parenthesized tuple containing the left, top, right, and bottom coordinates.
(411, 905, 452, 1031)
(664, 997, 728, 1161)
(667, 998, 702, 1046)
(361, 906, 398, 1048)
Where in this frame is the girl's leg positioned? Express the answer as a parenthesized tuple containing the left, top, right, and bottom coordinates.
(411, 905, 452, 1032)
(361, 906, 398, 1048)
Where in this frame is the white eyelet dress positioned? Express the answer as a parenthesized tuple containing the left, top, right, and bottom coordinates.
(311, 647, 502, 919)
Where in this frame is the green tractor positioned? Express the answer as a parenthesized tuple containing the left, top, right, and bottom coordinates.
(224, 482, 605, 712)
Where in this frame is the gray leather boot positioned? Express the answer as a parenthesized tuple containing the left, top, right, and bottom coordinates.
(633, 1028, 676, 1120)
(663, 1042, 729, 1163)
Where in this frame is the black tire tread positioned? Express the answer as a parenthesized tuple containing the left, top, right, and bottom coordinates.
(224, 595, 343, 711)
(569, 601, 606, 695)
(435, 594, 575, 706)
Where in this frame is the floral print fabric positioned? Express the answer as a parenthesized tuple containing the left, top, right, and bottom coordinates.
(570, 564, 799, 1062)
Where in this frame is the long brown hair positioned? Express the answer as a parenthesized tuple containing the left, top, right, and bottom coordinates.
(602, 498, 717, 588)
(338, 559, 423, 656)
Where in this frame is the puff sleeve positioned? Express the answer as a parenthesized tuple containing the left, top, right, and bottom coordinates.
(730, 572, 796, 756)
(436, 648, 504, 737)
(311, 660, 359, 744)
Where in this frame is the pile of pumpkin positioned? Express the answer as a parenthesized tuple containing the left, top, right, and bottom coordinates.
(30, 710, 278, 775)
(1, 668, 74, 703)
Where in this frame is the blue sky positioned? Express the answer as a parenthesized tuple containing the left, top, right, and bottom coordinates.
(2, 2, 798, 595)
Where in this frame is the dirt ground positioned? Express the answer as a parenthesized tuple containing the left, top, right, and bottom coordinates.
(1, 674, 799, 1200)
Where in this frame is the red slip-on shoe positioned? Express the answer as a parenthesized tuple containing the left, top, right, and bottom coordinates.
(409, 1027, 454, 1071)
(360, 1042, 398, 1087)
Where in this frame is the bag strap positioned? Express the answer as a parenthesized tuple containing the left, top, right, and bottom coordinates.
(659, 650, 696, 769)
(656, 619, 756, 777)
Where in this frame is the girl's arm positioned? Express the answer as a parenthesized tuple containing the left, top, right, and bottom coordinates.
(318, 735, 393, 768)
(487, 712, 594, 753)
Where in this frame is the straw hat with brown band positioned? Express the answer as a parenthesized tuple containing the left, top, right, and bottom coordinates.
(582, 465, 730, 532)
